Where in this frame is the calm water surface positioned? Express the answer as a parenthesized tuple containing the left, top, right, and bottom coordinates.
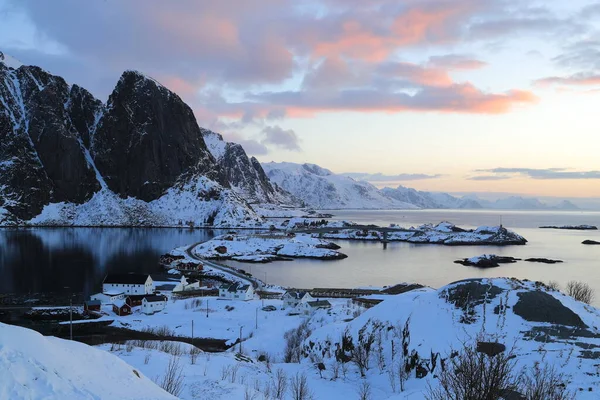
(1, 210, 599, 301)
(226, 210, 600, 300)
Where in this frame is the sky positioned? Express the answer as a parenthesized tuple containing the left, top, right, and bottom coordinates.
(1, 0, 600, 198)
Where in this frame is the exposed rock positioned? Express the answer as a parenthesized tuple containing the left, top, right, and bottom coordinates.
(476, 341, 506, 357)
(93, 71, 223, 201)
(540, 225, 597, 230)
(582, 240, 600, 245)
(455, 254, 520, 268)
(513, 291, 586, 328)
(215, 246, 228, 254)
(524, 258, 563, 264)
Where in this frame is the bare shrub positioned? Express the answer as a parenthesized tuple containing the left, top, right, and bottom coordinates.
(284, 320, 312, 363)
(126, 341, 134, 352)
(144, 352, 151, 365)
(190, 346, 201, 364)
(272, 368, 288, 399)
(289, 372, 313, 400)
(426, 343, 518, 400)
(230, 364, 240, 384)
(142, 325, 176, 337)
(521, 363, 574, 400)
(184, 298, 203, 310)
(546, 281, 561, 291)
(158, 355, 185, 397)
(566, 281, 594, 304)
(221, 365, 231, 381)
(356, 381, 372, 400)
(244, 385, 257, 400)
(331, 361, 340, 381)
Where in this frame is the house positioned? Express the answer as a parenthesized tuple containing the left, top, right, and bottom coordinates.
(173, 276, 201, 293)
(90, 291, 124, 304)
(218, 283, 254, 301)
(112, 299, 132, 316)
(141, 295, 167, 315)
(282, 291, 314, 309)
(297, 300, 332, 316)
(102, 273, 154, 295)
(84, 300, 101, 312)
(175, 261, 203, 272)
(125, 294, 156, 307)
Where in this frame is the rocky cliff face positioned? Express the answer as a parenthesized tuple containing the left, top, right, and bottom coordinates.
(93, 71, 225, 201)
(202, 129, 296, 204)
(0, 63, 100, 220)
(0, 59, 277, 227)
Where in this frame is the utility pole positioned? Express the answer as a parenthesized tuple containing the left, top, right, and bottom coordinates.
(238, 326, 243, 354)
(264, 271, 267, 286)
(191, 320, 194, 345)
(255, 307, 258, 329)
(69, 296, 73, 341)
(206, 299, 209, 318)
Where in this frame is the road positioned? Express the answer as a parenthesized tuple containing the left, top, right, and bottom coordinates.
(184, 243, 263, 290)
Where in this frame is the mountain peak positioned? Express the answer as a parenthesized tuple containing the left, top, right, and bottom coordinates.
(0, 51, 24, 69)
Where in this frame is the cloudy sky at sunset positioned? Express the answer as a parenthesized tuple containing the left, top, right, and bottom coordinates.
(2, 0, 599, 197)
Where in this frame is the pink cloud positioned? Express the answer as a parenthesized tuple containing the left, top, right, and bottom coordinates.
(535, 73, 600, 87)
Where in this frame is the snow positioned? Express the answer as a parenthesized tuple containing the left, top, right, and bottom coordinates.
(0, 322, 175, 400)
(317, 222, 527, 245)
(27, 176, 264, 228)
(192, 233, 345, 261)
(201, 129, 227, 160)
(262, 162, 418, 210)
(0, 53, 24, 69)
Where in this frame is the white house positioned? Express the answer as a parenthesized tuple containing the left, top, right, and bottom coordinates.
(297, 300, 332, 316)
(218, 283, 254, 301)
(141, 295, 167, 315)
(282, 291, 313, 309)
(173, 276, 201, 293)
(90, 291, 124, 304)
(102, 273, 154, 295)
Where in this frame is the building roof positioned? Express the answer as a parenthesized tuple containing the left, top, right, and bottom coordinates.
(113, 299, 129, 308)
(221, 283, 252, 292)
(143, 295, 167, 303)
(284, 291, 308, 300)
(103, 291, 124, 296)
(103, 273, 150, 285)
(307, 300, 331, 308)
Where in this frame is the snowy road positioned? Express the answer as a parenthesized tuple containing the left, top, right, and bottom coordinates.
(184, 243, 263, 289)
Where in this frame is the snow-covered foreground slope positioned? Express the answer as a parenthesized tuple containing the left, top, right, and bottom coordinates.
(304, 278, 600, 397)
(262, 162, 417, 210)
(0, 322, 175, 400)
(96, 277, 600, 399)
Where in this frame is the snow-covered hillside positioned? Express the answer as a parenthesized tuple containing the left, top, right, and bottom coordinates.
(0, 322, 175, 400)
(262, 162, 417, 210)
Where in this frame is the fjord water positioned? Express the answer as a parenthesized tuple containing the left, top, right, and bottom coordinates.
(1, 210, 599, 301)
(0, 228, 215, 296)
(226, 210, 600, 299)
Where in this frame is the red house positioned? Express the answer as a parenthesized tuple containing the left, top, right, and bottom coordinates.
(84, 300, 101, 312)
(112, 300, 132, 316)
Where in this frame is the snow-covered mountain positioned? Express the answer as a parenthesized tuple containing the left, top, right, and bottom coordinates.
(0, 55, 284, 227)
(466, 195, 582, 210)
(262, 162, 417, 209)
(0, 322, 175, 400)
(381, 185, 483, 209)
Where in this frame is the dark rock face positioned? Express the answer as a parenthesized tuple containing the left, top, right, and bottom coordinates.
(476, 341, 506, 357)
(93, 71, 223, 201)
(0, 63, 100, 219)
(524, 258, 563, 264)
(454, 255, 520, 268)
(582, 240, 600, 245)
(513, 291, 586, 327)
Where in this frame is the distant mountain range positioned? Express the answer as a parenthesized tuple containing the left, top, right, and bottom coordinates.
(263, 162, 583, 211)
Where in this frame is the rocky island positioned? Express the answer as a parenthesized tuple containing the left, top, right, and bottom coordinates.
(454, 254, 521, 268)
(582, 240, 600, 245)
(192, 233, 347, 263)
(315, 222, 527, 246)
(540, 225, 598, 230)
